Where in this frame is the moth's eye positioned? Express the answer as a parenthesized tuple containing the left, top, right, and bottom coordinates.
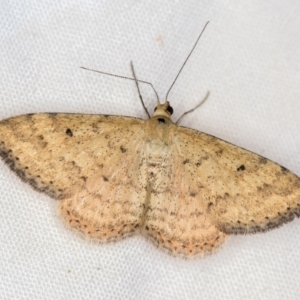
(154, 107, 157, 112)
(167, 105, 173, 115)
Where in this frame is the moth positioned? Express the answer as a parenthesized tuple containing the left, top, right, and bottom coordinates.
(1, 22, 299, 258)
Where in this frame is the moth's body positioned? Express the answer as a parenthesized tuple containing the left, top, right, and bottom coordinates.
(2, 21, 299, 258)
(1, 102, 300, 258)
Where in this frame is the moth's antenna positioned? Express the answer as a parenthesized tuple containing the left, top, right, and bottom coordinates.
(176, 91, 210, 125)
(130, 61, 151, 118)
(165, 21, 209, 102)
(80, 66, 160, 104)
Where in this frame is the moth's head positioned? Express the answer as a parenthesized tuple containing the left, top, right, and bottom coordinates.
(153, 101, 173, 119)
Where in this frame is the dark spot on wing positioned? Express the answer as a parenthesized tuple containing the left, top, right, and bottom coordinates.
(215, 149, 223, 156)
(102, 176, 109, 182)
(183, 159, 190, 165)
(237, 164, 245, 171)
(195, 161, 201, 167)
(157, 118, 166, 124)
(120, 146, 127, 153)
(259, 157, 267, 164)
(66, 128, 73, 137)
(16, 169, 25, 178)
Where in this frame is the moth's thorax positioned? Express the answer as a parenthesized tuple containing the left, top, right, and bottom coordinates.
(144, 115, 176, 165)
(146, 115, 175, 141)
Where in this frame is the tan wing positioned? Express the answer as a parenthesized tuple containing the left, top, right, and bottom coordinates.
(175, 126, 300, 235)
(0, 113, 148, 241)
(141, 117, 226, 258)
(142, 149, 227, 258)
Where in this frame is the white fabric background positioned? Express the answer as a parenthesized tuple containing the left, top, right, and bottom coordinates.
(1, 1, 300, 299)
